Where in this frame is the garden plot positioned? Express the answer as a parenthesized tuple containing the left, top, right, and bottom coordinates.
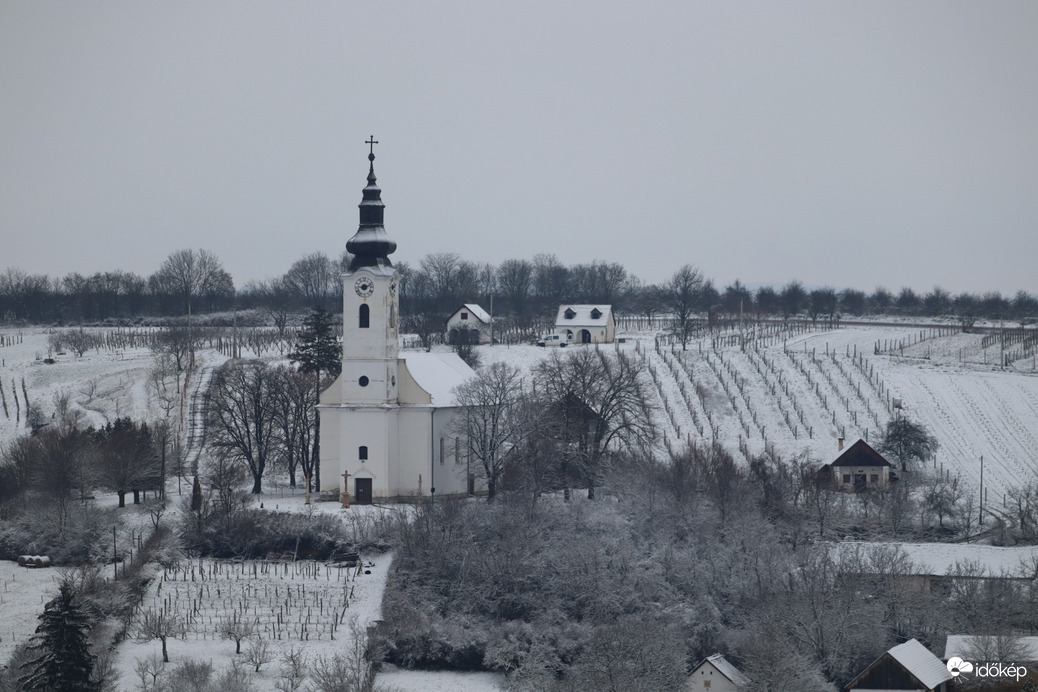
(141, 557, 381, 644)
(113, 553, 391, 690)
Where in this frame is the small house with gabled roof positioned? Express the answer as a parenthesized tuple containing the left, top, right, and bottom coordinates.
(846, 638, 952, 691)
(821, 438, 895, 492)
(687, 653, 750, 690)
(554, 304, 615, 344)
(446, 303, 493, 344)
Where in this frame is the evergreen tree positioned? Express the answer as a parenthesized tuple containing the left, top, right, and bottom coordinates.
(288, 306, 341, 378)
(288, 307, 342, 493)
(19, 582, 98, 692)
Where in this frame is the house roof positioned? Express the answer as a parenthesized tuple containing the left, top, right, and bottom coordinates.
(401, 351, 475, 406)
(847, 639, 952, 691)
(555, 304, 612, 327)
(449, 303, 491, 324)
(887, 639, 953, 689)
(703, 654, 750, 687)
(945, 635, 1038, 662)
(831, 439, 892, 468)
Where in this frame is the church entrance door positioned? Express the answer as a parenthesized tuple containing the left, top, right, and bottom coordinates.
(355, 478, 373, 505)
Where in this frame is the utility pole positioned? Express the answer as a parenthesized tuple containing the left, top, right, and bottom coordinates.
(979, 455, 984, 525)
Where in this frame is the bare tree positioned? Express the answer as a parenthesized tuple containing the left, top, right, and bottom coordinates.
(535, 348, 654, 499)
(150, 248, 233, 314)
(219, 616, 256, 655)
(496, 258, 533, 315)
(532, 253, 569, 311)
(270, 366, 315, 489)
(283, 252, 336, 309)
(663, 264, 704, 349)
(137, 609, 185, 663)
(245, 638, 273, 672)
(922, 471, 964, 529)
(206, 360, 280, 494)
(450, 362, 532, 500)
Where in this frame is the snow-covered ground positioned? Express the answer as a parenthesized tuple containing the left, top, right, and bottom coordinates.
(111, 551, 393, 690)
(482, 324, 1038, 505)
(835, 540, 1038, 577)
(0, 561, 63, 664)
(4, 322, 1038, 689)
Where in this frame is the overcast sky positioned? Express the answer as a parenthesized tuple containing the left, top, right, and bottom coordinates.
(2, 2, 1036, 296)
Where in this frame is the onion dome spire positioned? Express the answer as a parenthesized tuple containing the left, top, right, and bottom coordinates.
(346, 136, 396, 270)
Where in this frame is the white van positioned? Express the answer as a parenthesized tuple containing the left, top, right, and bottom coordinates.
(536, 333, 572, 347)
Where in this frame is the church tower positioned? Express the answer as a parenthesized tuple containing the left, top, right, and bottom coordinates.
(318, 139, 478, 505)
(338, 139, 400, 405)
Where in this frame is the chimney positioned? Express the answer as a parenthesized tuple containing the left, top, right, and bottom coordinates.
(838, 436, 845, 451)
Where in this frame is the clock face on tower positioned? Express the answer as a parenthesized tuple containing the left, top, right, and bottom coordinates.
(354, 277, 375, 298)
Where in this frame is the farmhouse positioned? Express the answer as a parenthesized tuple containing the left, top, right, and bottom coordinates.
(818, 438, 895, 491)
(445, 303, 492, 344)
(554, 304, 615, 344)
(687, 653, 749, 690)
(318, 146, 477, 504)
(845, 638, 952, 691)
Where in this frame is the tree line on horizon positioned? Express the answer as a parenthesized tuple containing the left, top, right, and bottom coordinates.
(1, 247, 1035, 326)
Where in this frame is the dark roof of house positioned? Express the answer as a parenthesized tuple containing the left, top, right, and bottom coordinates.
(846, 638, 952, 690)
(831, 439, 892, 468)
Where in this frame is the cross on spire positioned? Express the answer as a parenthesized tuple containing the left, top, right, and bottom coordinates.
(366, 135, 378, 160)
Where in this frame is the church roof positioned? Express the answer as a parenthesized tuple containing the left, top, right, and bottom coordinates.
(401, 351, 475, 406)
(346, 140, 396, 270)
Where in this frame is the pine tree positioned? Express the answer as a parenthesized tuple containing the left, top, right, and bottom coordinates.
(19, 582, 98, 692)
(288, 306, 342, 493)
(288, 306, 341, 378)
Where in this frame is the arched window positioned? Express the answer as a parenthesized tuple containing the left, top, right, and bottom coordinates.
(359, 446, 368, 461)
(359, 303, 370, 328)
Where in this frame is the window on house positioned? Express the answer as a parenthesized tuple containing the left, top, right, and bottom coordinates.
(565, 308, 576, 319)
(461, 312, 468, 320)
(359, 303, 370, 328)
(590, 308, 602, 319)
(842, 474, 851, 484)
(439, 437, 445, 465)
(871, 474, 879, 483)
(359, 446, 368, 460)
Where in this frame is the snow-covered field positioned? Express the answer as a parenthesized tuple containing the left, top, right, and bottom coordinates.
(3, 322, 1037, 689)
(483, 323, 1038, 505)
(0, 561, 63, 664)
(111, 552, 393, 690)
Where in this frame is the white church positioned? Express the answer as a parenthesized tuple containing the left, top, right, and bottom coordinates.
(318, 144, 478, 504)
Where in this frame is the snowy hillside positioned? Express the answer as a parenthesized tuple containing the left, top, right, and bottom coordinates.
(3, 322, 1036, 504)
(484, 322, 1038, 505)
